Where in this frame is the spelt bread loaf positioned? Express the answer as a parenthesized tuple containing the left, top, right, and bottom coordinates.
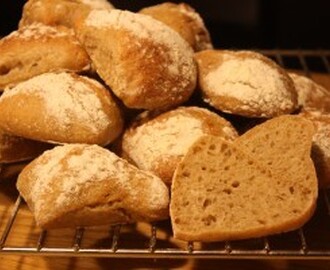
(76, 9, 197, 110)
(0, 128, 51, 164)
(139, 2, 213, 51)
(289, 72, 330, 113)
(121, 106, 238, 184)
(17, 144, 169, 229)
(19, 0, 114, 29)
(0, 72, 123, 145)
(300, 111, 330, 188)
(0, 23, 90, 90)
(195, 50, 298, 117)
(171, 136, 317, 241)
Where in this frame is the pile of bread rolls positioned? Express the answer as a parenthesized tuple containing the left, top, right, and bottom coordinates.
(0, 0, 329, 242)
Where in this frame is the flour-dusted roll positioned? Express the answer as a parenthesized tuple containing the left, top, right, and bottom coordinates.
(76, 9, 197, 110)
(0, 72, 123, 145)
(121, 107, 238, 184)
(17, 144, 169, 228)
(139, 2, 213, 52)
(0, 23, 90, 90)
(0, 128, 51, 164)
(195, 50, 298, 117)
(289, 72, 330, 113)
(19, 0, 114, 29)
(300, 111, 330, 188)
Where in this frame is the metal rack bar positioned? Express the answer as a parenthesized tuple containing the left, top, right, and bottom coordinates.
(0, 196, 22, 248)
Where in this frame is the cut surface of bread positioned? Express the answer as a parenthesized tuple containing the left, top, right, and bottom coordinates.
(171, 136, 317, 241)
(17, 144, 169, 229)
(236, 115, 318, 190)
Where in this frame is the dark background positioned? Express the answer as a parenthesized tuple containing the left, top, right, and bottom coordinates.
(1, 0, 329, 49)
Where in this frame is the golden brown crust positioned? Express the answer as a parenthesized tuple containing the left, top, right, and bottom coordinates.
(289, 72, 330, 113)
(19, 0, 114, 29)
(195, 50, 298, 118)
(300, 111, 330, 188)
(0, 129, 51, 164)
(122, 106, 238, 184)
(76, 9, 197, 110)
(0, 24, 90, 90)
(139, 2, 213, 52)
(0, 72, 123, 145)
(17, 144, 169, 228)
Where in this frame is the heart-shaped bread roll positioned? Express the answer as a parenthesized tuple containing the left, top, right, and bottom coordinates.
(171, 116, 317, 241)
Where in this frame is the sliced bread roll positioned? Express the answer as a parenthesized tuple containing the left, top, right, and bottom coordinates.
(0, 72, 123, 145)
(17, 144, 169, 229)
(171, 136, 317, 241)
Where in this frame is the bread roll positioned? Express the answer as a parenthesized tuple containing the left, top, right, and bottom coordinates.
(289, 72, 330, 113)
(76, 9, 197, 110)
(122, 107, 238, 184)
(19, 0, 114, 29)
(0, 128, 51, 164)
(140, 2, 213, 51)
(171, 136, 316, 242)
(0, 23, 90, 90)
(17, 144, 169, 228)
(0, 72, 123, 145)
(300, 111, 330, 188)
(195, 50, 298, 117)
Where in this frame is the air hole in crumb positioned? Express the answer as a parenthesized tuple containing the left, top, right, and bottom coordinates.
(206, 188, 214, 192)
(193, 146, 202, 154)
(221, 143, 228, 152)
(267, 161, 273, 166)
(289, 186, 295, 194)
(257, 219, 266, 225)
(0, 65, 10, 75)
(198, 176, 203, 182)
(182, 171, 190, 177)
(248, 160, 254, 165)
(183, 201, 189, 207)
(229, 203, 234, 208)
(209, 144, 216, 150)
(209, 168, 216, 173)
(292, 209, 300, 214)
(223, 188, 232, 195)
(231, 181, 240, 188)
(202, 215, 217, 226)
(270, 141, 275, 148)
(174, 218, 181, 224)
(224, 150, 231, 158)
(273, 214, 279, 218)
(203, 199, 212, 208)
(201, 166, 207, 171)
(224, 166, 230, 171)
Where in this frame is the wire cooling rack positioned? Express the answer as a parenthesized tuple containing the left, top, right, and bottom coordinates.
(1, 50, 330, 259)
